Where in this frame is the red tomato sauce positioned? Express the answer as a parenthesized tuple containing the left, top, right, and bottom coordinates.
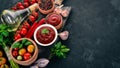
(47, 13, 61, 26)
(36, 26, 55, 44)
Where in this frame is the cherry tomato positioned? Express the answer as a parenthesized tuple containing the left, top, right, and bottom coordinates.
(20, 27, 27, 36)
(17, 55, 23, 61)
(23, 2, 29, 8)
(14, 33, 21, 40)
(19, 48, 26, 56)
(30, 0, 36, 4)
(12, 51, 18, 57)
(14, 48, 19, 51)
(29, 15, 36, 23)
(0, 57, 6, 65)
(35, 0, 38, 3)
(24, 0, 29, 3)
(27, 45, 35, 53)
(23, 21, 30, 29)
(11, 6, 17, 10)
(24, 53, 31, 60)
(32, 11, 39, 18)
(16, 2, 23, 7)
(19, 5, 25, 9)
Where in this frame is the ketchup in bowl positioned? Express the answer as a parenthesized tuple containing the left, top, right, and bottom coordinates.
(34, 24, 58, 46)
(46, 13, 63, 30)
(36, 27, 55, 44)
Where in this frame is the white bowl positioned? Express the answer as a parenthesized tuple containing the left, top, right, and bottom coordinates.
(34, 24, 58, 46)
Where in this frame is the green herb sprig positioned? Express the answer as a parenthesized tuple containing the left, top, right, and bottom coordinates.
(0, 24, 14, 48)
(41, 28, 49, 34)
(49, 42, 70, 59)
(12, 39, 32, 49)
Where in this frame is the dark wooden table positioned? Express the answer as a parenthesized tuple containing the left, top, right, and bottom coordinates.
(1, 0, 120, 68)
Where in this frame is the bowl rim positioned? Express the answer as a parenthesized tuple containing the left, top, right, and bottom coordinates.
(38, 0, 55, 14)
(10, 38, 38, 65)
(34, 24, 58, 46)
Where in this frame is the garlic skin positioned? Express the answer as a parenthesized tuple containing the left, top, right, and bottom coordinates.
(35, 58, 50, 68)
(59, 31, 69, 40)
(54, 7, 62, 14)
(61, 9, 69, 17)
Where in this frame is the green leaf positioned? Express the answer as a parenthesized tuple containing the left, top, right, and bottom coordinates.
(61, 49, 70, 53)
(61, 45, 66, 49)
(24, 41, 32, 46)
(55, 42, 61, 49)
(41, 28, 49, 34)
(0, 35, 3, 42)
(19, 44, 23, 49)
(2, 30, 9, 37)
(12, 42, 20, 48)
(0, 24, 7, 30)
(22, 39, 27, 44)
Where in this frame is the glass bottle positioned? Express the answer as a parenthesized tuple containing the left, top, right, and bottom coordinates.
(1, 3, 38, 31)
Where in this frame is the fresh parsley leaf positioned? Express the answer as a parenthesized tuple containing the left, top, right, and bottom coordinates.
(2, 30, 9, 37)
(0, 35, 3, 42)
(41, 28, 49, 34)
(0, 24, 7, 30)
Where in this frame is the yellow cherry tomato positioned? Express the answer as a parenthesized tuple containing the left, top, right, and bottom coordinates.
(0, 50, 3, 57)
(27, 45, 35, 53)
(19, 48, 26, 56)
(0, 64, 9, 68)
(0, 57, 6, 65)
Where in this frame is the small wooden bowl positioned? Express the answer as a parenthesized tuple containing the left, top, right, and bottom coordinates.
(38, 0, 55, 14)
(10, 38, 38, 66)
(46, 12, 63, 30)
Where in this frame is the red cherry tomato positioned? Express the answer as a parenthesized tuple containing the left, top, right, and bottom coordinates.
(29, 15, 36, 23)
(23, 53, 31, 60)
(35, 0, 38, 3)
(14, 33, 21, 40)
(16, 2, 23, 7)
(19, 5, 25, 9)
(20, 27, 27, 36)
(12, 51, 18, 57)
(14, 48, 19, 51)
(23, 21, 30, 29)
(11, 6, 17, 10)
(32, 11, 39, 18)
(23, 2, 29, 8)
(24, 0, 29, 3)
(30, 0, 36, 4)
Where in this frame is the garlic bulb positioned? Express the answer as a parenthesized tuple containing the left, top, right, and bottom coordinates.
(35, 58, 50, 68)
(59, 31, 69, 40)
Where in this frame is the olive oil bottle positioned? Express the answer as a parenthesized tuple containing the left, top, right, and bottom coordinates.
(1, 3, 38, 31)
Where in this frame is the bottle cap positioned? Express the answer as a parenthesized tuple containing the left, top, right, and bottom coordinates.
(29, 3, 39, 12)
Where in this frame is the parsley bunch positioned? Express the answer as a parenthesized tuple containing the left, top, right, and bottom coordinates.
(49, 42, 70, 59)
(0, 24, 14, 48)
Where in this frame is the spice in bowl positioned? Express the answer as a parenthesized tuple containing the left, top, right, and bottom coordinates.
(38, 0, 55, 14)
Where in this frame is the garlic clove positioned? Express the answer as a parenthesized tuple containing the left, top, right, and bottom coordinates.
(35, 58, 50, 68)
(59, 31, 69, 40)
(30, 65, 39, 68)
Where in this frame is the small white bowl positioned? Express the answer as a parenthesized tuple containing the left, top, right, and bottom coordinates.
(34, 24, 58, 46)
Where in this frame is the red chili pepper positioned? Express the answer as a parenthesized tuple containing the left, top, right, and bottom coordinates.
(25, 21, 38, 38)
(25, 18, 46, 38)
(36, 18, 46, 28)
